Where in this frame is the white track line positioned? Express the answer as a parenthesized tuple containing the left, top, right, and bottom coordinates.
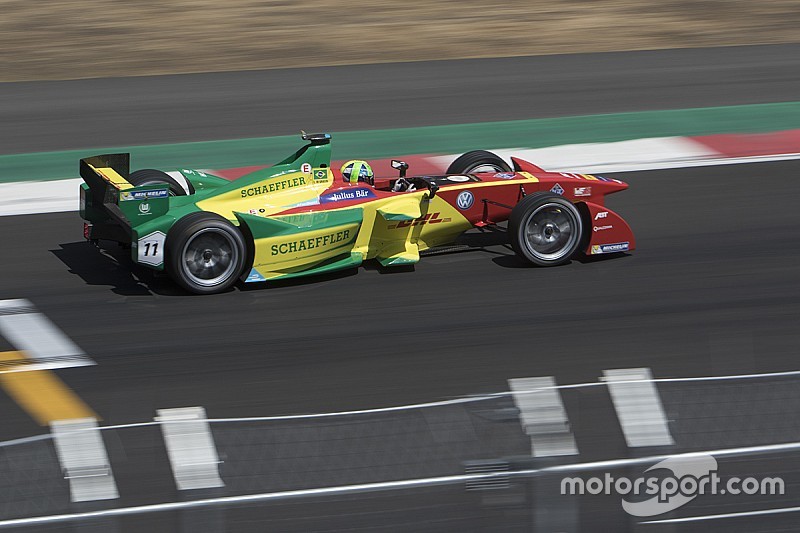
(0, 299, 95, 372)
(509, 376, 578, 457)
(157, 407, 224, 490)
(2, 439, 799, 529)
(604, 368, 674, 447)
(50, 418, 118, 502)
(3, 366, 800, 447)
(0, 178, 81, 216)
(641, 505, 800, 524)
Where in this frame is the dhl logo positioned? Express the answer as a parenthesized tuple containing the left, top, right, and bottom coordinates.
(388, 212, 451, 229)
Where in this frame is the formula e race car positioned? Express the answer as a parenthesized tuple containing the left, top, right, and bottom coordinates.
(79, 132, 635, 294)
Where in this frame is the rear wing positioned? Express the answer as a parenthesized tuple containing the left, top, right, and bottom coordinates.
(80, 153, 170, 239)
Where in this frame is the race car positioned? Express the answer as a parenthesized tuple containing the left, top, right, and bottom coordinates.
(79, 132, 635, 294)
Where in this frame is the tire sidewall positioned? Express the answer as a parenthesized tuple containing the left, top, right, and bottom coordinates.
(166, 213, 246, 294)
(129, 169, 186, 196)
(446, 150, 512, 174)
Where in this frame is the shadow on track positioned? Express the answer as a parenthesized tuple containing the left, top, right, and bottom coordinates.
(51, 241, 184, 296)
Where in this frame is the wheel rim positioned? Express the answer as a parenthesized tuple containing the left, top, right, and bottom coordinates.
(521, 203, 579, 261)
(467, 163, 507, 173)
(181, 228, 239, 287)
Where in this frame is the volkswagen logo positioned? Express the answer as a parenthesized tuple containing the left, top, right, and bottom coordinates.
(456, 191, 474, 210)
(139, 202, 151, 214)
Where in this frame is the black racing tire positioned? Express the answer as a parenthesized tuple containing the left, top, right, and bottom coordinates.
(446, 150, 512, 174)
(165, 212, 246, 294)
(129, 169, 186, 196)
(508, 192, 583, 266)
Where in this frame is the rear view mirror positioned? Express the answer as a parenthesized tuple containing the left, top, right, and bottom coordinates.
(391, 160, 408, 178)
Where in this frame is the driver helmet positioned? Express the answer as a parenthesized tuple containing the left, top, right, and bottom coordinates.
(340, 160, 373, 185)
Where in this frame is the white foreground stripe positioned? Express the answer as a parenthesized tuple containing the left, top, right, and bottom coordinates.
(0, 299, 95, 372)
(157, 407, 224, 490)
(2, 439, 799, 529)
(604, 368, 674, 447)
(50, 418, 118, 502)
(641, 505, 800, 524)
(509, 376, 578, 457)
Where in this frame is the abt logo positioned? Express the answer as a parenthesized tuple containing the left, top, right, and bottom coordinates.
(389, 212, 451, 229)
(594, 211, 608, 220)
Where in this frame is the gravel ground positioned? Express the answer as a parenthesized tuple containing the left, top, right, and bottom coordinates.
(2, 0, 799, 81)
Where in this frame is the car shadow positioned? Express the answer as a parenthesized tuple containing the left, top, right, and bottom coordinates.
(51, 241, 186, 296)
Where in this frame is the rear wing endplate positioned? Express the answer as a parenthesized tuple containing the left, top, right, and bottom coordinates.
(80, 154, 134, 236)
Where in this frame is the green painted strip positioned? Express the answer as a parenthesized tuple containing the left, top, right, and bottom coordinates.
(2, 102, 800, 183)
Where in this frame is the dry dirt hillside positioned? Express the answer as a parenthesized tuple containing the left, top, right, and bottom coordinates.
(1, 0, 799, 81)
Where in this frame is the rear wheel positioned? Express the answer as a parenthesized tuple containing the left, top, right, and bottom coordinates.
(129, 169, 186, 196)
(509, 192, 583, 266)
(166, 213, 246, 294)
(446, 150, 511, 174)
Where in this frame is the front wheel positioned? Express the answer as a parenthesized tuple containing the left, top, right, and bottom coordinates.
(508, 192, 583, 266)
(165, 213, 246, 294)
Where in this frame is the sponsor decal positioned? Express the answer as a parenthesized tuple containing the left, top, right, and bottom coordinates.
(456, 191, 474, 210)
(550, 183, 564, 195)
(271, 229, 352, 256)
(288, 198, 321, 208)
(594, 211, 608, 220)
(138, 203, 151, 215)
(593, 225, 613, 232)
(249, 209, 259, 215)
(320, 188, 376, 203)
(493, 172, 516, 179)
(137, 231, 166, 266)
(240, 176, 306, 197)
(245, 268, 267, 282)
(313, 169, 328, 181)
(120, 189, 169, 201)
(447, 175, 471, 182)
(591, 242, 630, 254)
(574, 186, 592, 197)
(301, 163, 312, 173)
(388, 212, 450, 229)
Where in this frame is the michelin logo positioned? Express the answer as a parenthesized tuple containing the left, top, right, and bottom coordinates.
(590, 242, 630, 254)
(120, 189, 169, 201)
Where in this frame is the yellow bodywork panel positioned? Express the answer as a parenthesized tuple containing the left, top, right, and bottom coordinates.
(355, 192, 472, 262)
(250, 221, 361, 279)
(197, 168, 332, 220)
(92, 166, 133, 190)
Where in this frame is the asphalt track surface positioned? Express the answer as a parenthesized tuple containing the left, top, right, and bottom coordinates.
(2, 44, 800, 155)
(3, 160, 800, 531)
(2, 45, 800, 531)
